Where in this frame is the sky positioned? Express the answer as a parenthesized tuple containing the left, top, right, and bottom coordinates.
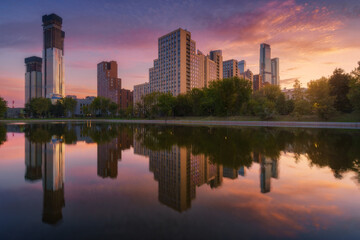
(0, 0, 359, 107)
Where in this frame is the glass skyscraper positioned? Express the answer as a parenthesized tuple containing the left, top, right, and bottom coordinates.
(259, 43, 272, 84)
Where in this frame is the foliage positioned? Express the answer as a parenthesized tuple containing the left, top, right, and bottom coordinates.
(90, 96, 113, 117)
(25, 97, 52, 118)
(0, 97, 7, 118)
(157, 92, 176, 117)
(63, 97, 77, 117)
(292, 79, 311, 117)
(307, 77, 335, 120)
(0, 125, 6, 145)
(328, 68, 352, 113)
(348, 62, 360, 113)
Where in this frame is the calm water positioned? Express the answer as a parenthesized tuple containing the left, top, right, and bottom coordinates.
(0, 123, 359, 239)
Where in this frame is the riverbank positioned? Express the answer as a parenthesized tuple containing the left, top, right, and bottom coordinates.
(1, 118, 360, 129)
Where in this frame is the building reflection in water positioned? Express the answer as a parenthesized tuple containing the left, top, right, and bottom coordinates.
(135, 138, 280, 211)
(253, 152, 279, 193)
(97, 130, 133, 179)
(25, 137, 65, 225)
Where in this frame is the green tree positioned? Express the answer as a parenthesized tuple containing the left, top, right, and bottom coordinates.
(109, 102, 118, 117)
(307, 77, 335, 120)
(63, 97, 77, 117)
(174, 94, 192, 116)
(0, 97, 7, 118)
(142, 92, 160, 118)
(90, 96, 112, 117)
(328, 68, 352, 113)
(348, 62, 360, 113)
(26, 97, 52, 118)
(207, 77, 252, 116)
(292, 79, 311, 117)
(157, 92, 176, 117)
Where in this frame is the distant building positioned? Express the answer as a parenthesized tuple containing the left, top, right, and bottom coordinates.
(42, 14, 65, 98)
(25, 56, 42, 103)
(74, 96, 95, 116)
(271, 58, 280, 86)
(97, 61, 121, 105)
(260, 43, 272, 84)
(281, 87, 307, 100)
(119, 89, 133, 110)
(133, 82, 150, 106)
(253, 74, 263, 91)
(238, 60, 246, 74)
(241, 69, 253, 83)
(209, 50, 223, 80)
(223, 59, 239, 79)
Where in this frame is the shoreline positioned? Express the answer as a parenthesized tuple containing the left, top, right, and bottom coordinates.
(1, 119, 360, 129)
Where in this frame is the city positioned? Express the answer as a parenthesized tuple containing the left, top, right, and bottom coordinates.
(0, 1, 360, 239)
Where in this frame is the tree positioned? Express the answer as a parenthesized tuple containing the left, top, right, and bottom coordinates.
(26, 97, 52, 118)
(157, 92, 176, 117)
(292, 79, 311, 117)
(90, 97, 112, 117)
(174, 94, 192, 116)
(307, 77, 335, 120)
(328, 68, 352, 113)
(276, 93, 294, 115)
(349, 62, 360, 113)
(142, 92, 160, 118)
(0, 97, 7, 118)
(50, 100, 65, 117)
(207, 77, 252, 116)
(109, 102, 118, 117)
(63, 97, 77, 117)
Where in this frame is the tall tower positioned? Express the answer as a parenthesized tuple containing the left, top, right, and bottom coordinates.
(42, 14, 65, 98)
(209, 50, 223, 80)
(97, 61, 122, 105)
(259, 43, 271, 84)
(271, 58, 280, 86)
(25, 56, 42, 103)
(223, 59, 239, 79)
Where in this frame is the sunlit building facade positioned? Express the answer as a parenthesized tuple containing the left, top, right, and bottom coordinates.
(97, 61, 122, 105)
(42, 14, 65, 98)
(223, 59, 239, 79)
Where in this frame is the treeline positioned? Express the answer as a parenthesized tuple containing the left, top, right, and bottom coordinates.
(135, 62, 360, 120)
(24, 96, 132, 118)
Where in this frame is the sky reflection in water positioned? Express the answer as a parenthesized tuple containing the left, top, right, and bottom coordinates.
(0, 123, 359, 239)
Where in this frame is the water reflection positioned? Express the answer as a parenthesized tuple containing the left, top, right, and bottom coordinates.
(8, 123, 360, 221)
(24, 136, 65, 225)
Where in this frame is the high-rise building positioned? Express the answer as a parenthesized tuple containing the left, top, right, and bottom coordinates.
(97, 61, 122, 105)
(42, 14, 65, 98)
(209, 50, 223, 80)
(253, 74, 263, 91)
(119, 89, 133, 110)
(149, 28, 192, 95)
(260, 43, 271, 84)
(241, 69, 253, 83)
(190, 41, 205, 89)
(223, 59, 239, 79)
(271, 58, 280, 86)
(25, 56, 42, 103)
(133, 82, 150, 106)
(238, 60, 246, 74)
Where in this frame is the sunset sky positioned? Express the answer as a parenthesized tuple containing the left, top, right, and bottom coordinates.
(0, 0, 359, 107)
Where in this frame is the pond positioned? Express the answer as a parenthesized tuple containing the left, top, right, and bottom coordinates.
(0, 123, 359, 239)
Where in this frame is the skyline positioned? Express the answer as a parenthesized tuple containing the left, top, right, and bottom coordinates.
(1, 0, 360, 107)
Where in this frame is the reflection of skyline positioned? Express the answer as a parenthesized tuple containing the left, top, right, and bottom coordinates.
(97, 129, 133, 179)
(24, 137, 65, 225)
